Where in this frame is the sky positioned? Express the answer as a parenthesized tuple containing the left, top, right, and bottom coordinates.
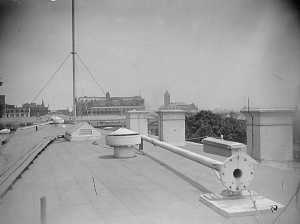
(0, 0, 299, 111)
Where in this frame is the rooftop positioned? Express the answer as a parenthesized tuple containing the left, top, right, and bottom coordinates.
(0, 115, 127, 123)
(0, 125, 299, 223)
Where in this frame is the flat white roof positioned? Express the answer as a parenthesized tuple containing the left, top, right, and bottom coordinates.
(0, 126, 299, 223)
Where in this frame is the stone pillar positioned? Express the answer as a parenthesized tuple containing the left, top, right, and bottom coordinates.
(241, 109, 294, 163)
(157, 110, 186, 146)
(126, 110, 149, 135)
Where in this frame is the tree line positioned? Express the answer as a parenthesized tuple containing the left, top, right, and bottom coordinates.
(185, 110, 246, 144)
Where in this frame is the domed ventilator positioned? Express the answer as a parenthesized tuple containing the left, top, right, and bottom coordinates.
(105, 128, 141, 158)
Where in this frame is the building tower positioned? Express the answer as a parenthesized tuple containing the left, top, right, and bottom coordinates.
(164, 90, 170, 109)
(106, 92, 110, 102)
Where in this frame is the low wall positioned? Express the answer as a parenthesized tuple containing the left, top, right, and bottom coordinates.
(202, 137, 246, 157)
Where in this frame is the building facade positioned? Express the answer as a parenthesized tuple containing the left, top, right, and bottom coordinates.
(5, 104, 30, 117)
(77, 92, 145, 116)
(0, 95, 5, 118)
(52, 109, 71, 116)
(159, 90, 198, 112)
(22, 100, 49, 117)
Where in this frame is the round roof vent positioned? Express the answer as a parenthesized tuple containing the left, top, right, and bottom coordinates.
(105, 128, 141, 158)
(106, 128, 141, 146)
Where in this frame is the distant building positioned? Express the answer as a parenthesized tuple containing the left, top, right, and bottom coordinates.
(77, 92, 145, 116)
(0, 95, 5, 118)
(53, 109, 70, 116)
(22, 100, 49, 117)
(159, 90, 198, 112)
(165, 102, 198, 111)
(5, 104, 30, 117)
(148, 117, 158, 136)
(164, 90, 170, 108)
(212, 109, 246, 120)
(0, 95, 5, 106)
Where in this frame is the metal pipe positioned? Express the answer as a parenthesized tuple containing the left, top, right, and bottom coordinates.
(141, 135, 223, 171)
(40, 196, 47, 224)
(140, 135, 254, 193)
(21, 121, 53, 130)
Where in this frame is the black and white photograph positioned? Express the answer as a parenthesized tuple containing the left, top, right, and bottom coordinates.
(0, 0, 299, 223)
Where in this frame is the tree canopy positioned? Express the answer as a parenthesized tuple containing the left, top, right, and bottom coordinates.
(185, 110, 246, 144)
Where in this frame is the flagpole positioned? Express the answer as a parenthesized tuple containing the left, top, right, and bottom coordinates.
(72, 0, 77, 123)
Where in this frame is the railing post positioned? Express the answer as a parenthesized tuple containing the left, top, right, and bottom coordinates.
(40, 196, 47, 224)
(139, 139, 143, 150)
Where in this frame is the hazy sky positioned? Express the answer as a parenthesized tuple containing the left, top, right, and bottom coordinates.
(0, 0, 299, 110)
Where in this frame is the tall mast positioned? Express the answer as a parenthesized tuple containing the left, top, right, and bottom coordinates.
(72, 0, 77, 123)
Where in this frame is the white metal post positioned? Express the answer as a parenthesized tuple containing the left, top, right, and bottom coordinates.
(40, 196, 47, 224)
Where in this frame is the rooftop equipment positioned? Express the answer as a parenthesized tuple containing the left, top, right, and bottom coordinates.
(21, 121, 54, 131)
(105, 128, 141, 158)
(50, 115, 64, 124)
(140, 135, 285, 217)
(65, 122, 101, 141)
(20, 115, 65, 131)
(202, 137, 247, 157)
(0, 129, 10, 134)
(141, 135, 253, 195)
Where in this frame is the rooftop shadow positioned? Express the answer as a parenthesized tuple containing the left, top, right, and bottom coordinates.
(142, 151, 212, 194)
(98, 155, 137, 159)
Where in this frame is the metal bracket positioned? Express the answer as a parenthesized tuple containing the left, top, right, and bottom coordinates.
(212, 169, 221, 180)
(220, 155, 254, 192)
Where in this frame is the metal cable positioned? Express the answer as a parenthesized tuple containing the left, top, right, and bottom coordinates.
(76, 54, 106, 95)
(271, 180, 300, 223)
(30, 53, 72, 106)
(249, 190, 265, 224)
(11, 53, 72, 125)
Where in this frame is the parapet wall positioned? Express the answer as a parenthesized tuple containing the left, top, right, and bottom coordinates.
(157, 110, 186, 146)
(126, 111, 149, 135)
(241, 109, 294, 163)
